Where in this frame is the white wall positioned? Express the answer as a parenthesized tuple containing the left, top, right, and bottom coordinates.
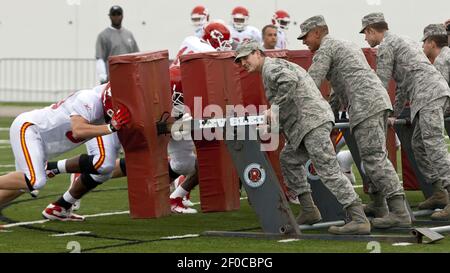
(0, 0, 449, 59)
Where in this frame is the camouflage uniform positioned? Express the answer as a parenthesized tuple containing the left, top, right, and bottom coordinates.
(262, 56, 360, 208)
(435, 46, 450, 85)
(377, 30, 450, 189)
(306, 18, 403, 198)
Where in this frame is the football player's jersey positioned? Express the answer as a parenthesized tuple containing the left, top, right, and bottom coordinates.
(229, 25, 262, 45)
(276, 29, 288, 49)
(171, 36, 215, 66)
(19, 84, 106, 159)
(194, 27, 204, 39)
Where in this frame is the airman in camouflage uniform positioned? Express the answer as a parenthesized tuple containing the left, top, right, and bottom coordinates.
(422, 24, 450, 85)
(234, 40, 370, 235)
(361, 13, 450, 225)
(421, 23, 450, 220)
(298, 15, 409, 229)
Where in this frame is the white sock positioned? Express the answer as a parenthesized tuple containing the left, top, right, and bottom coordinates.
(57, 159, 67, 173)
(63, 191, 79, 204)
(170, 186, 188, 199)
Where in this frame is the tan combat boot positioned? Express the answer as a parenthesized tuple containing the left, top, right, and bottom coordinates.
(371, 195, 412, 229)
(418, 181, 448, 210)
(328, 202, 371, 235)
(431, 186, 450, 221)
(296, 192, 322, 225)
(363, 192, 388, 218)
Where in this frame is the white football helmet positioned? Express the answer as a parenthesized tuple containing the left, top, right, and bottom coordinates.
(231, 6, 249, 31)
(191, 5, 209, 29)
(272, 10, 291, 30)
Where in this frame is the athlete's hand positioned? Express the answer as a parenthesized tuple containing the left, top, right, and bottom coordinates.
(109, 103, 131, 132)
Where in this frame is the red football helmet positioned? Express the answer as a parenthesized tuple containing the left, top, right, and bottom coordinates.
(272, 10, 290, 30)
(169, 65, 184, 117)
(231, 6, 249, 31)
(101, 83, 114, 120)
(202, 21, 232, 51)
(191, 5, 209, 28)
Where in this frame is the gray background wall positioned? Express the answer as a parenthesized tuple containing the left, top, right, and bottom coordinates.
(0, 0, 449, 59)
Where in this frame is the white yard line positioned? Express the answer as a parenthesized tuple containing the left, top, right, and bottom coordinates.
(83, 211, 130, 218)
(2, 219, 50, 228)
(0, 164, 15, 168)
(0, 140, 10, 144)
(392, 242, 413, 246)
(278, 238, 300, 243)
(160, 234, 200, 240)
(50, 231, 91, 237)
(1, 197, 247, 229)
(0, 146, 11, 149)
(0, 128, 9, 132)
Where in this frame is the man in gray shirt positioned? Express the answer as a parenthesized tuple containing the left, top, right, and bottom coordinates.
(361, 12, 450, 224)
(95, 5, 139, 83)
(298, 15, 409, 229)
(234, 40, 370, 235)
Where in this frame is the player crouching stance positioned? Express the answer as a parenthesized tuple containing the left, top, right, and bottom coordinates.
(0, 83, 130, 221)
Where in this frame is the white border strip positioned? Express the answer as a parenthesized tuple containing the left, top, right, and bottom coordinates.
(1, 198, 247, 229)
(50, 231, 91, 237)
(160, 234, 200, 240)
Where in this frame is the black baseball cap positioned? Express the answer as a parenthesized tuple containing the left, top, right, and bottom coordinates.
(109, 5, 123, 16)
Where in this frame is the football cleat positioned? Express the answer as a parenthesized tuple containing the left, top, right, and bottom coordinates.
(170, 197, 197, 214)
(42, 203, 85, 221)
(182, 196, 195, 207)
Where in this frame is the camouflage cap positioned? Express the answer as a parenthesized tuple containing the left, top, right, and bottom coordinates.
(421, 24, 447, 41)
(359, 12, 386, 33)
(297, 15, 327, 40)
(234, 40, 264, 63)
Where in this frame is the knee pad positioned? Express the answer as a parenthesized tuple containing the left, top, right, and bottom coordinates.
(170, 160, 196, 176)
(96, 159, 115, 175)
(80, 173, 101, 190)
(79, 154, 99, 174)
(25, 174, 47, 191)
(119, 158, 127, 176)
(168, 162, 180, 180)
(337, 150, 354, 172)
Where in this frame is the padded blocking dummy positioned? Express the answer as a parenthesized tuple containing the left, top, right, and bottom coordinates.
(109, 50, 172, 218)
(180, 51, 242, 212)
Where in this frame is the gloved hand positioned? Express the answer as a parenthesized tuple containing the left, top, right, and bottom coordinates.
(108, 103, 131, 132)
